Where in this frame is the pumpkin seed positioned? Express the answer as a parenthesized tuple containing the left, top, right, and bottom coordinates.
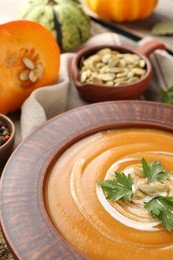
(19, 69, 30, 81)
(131, 54, 141, 61)
(128, 76, 140, 83)
(138, 180, 170, 195)
(132, 190, 146, 200)
(29, 70, 38, 82)
(108, 57, 119, 67)
(105, 81, 114, 86)
(119, 59, 127, 67)
(97, 48, 112, 56)
(79, 48, 147, 86)
(139, 59, 146, 68)
(98, 73, 116, 81)
(132, 68, 146, 76)
(127, 71, 134, 78)
(99, 65, 109, 73)
(102, 53, 112, 64)
(134, 167, 144, 177)
(22, 57, 35, 70)
(92, 76, 103, 84)
(116, 71, 128, 78)
(114, 77, 128, 83)
(109, 67, 124, 73)
(80, 71, 88, 83)
(96, 62, 105, 69)
(35, 63, 44, 79)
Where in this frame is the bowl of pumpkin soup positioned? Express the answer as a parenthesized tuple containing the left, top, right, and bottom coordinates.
(0, 101, 173, 260)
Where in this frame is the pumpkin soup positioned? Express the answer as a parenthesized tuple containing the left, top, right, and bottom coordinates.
(45, 128, 173, 260)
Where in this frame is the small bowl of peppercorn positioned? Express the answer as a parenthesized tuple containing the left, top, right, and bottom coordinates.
(0, 114, 15, 167)
(71, 41, 165, 102)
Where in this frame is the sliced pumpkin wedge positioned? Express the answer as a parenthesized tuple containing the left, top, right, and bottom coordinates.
(0, 20, 60, 114)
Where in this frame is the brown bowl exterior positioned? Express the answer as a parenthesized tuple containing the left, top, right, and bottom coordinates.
(0, 114, 15, 167)
(71, 45, 152, 102)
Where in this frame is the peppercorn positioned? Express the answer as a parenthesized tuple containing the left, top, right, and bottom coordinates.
(0, 120, 11, 147)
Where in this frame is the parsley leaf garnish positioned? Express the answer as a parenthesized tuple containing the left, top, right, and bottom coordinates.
(97, 172, 133, 203)
(97, 159, 173, 232)
(144, 196, 173, 232)
(160, 85, 173, 104)
(141, 158, 171, 183)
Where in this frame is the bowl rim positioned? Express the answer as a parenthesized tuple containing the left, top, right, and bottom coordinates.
(0, 113, 15, 150)
(71, 44, 152, 90)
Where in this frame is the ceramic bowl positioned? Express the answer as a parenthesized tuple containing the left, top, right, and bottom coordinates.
(0, 114, 15, 167)
(71, 41, 165, 102)
(1, 101, 173, 259)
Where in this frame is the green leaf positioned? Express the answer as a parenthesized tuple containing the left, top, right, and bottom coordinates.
(97, 172, 133, 203)
(141, 157, 150, 178)
(160, 86, 173, 104)
(141, 158, 171, 183)
(151, 22, 173, 35)
(144, 196, 173, 232)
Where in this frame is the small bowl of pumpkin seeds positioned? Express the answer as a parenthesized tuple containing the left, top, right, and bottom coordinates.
(71, 41, 165, 102)
(0, 114, 15, 167)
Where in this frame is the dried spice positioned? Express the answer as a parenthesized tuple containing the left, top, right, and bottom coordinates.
(0, 120, 11, 147)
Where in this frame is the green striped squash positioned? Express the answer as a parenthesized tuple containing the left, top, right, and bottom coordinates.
(18, 0, 91, 52)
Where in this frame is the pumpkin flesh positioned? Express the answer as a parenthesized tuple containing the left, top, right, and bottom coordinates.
(0, 20, 60, 114)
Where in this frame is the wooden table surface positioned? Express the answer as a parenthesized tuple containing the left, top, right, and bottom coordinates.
(0, 0, 173, 259)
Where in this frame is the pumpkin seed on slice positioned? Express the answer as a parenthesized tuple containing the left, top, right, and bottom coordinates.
(29, 70, 38, 82)
(19, 69, 30, 81)
(34, 63, 44, 79)
(22, 57, 35, 70)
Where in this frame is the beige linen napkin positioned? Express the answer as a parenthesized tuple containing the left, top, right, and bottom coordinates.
(21, 32, 173, 138)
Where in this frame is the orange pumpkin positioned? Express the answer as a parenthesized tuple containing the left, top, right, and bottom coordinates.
(0, 20, 60, 114)
(85, 0, 158, 22)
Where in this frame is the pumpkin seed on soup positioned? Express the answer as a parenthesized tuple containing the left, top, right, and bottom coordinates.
(79, 48, 147, 87)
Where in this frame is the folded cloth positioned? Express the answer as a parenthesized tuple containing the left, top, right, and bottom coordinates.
(21, 32, 173, 138)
